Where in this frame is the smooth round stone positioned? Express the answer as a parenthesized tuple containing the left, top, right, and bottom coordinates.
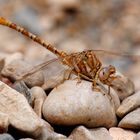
(117, 90, 140, 118)
(43, 80, 117, 128)
(118, 108, 140, 129)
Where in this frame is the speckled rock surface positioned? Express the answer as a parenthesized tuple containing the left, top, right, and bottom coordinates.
(117, 90, 140, 117)
(43, 80, 117, 128)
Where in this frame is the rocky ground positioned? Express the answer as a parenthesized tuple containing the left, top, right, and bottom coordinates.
(0, 0, 140, 140)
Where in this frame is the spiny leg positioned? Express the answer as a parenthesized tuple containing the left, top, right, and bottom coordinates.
(63, 69, 73, 82)
(55, 69, 73, 88)
(92, 73, 101, 92)
(107, 85, 112, 101)
(74, 72, 93, 85)
(92, 80, 101, 92)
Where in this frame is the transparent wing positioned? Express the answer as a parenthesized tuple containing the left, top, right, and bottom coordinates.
(93, 49, 140, 61)
(93, 49, 140, 72)
(16, 57, 61, 81)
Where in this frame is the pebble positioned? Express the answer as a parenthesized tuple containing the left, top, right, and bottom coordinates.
(118, 108, 140, 129)
(1, 59, 44, 87)
(43, 80, 117, 128)
(0, 133, 15, 140)
(109, 127, 136, 140)
(12, 81, 32, 105)
(30, 86, 47, 117)
(111, 75, 135, 101)
(0, 81, 43, 137)
(117, 90, 140, 117)
(69, 126, 112, 140)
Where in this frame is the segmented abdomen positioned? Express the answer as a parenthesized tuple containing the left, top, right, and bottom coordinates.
(63, 50, 102, 80)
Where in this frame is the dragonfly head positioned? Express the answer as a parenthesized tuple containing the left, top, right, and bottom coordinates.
(98, 65, 116, 85)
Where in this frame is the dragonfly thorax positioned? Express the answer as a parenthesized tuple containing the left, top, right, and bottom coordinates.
(98, 65, 116, 86)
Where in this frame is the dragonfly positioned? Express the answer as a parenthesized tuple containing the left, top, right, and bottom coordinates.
(0, 17, 139, 93)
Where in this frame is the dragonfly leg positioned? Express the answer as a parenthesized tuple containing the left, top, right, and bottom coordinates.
(92, 80, 101, 92)
(107, 85, 112, 101)
(63, 69, 73, 80)
(73, 73, 82, 84)
(74, 72, 93, 83)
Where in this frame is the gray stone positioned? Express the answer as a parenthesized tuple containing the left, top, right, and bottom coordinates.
(69, 126, 112, 140)
(117, 91, 140, 117)
(0, 133, 15, 140)
(119, 108, 140, 129)
(43, 80, 117, 128)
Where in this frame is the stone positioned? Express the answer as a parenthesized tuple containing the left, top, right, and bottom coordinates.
(117, 91, 140, 117)
(30, 86, 47, 117)
(12, 81, 32, 105)
(0, 133, 15, 140)
(1, 59, 44, 87)
(109, 127, 136, 140)
(0, 81, 43, 137)
(43, 80, 117, 128)
(118, 108, 140, 129)
(133, 132, 140, 140)
(69, 126, 112, 140)
(111, 75, 135, 101)
(0, 112, 9, 133)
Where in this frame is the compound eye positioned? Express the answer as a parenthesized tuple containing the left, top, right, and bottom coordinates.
(110, 71, 115, 74)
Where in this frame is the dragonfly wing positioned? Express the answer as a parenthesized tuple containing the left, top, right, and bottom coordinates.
(42, 58, 69, 90)
(16, 56, 69, 90)
(93, 49, 140, 60)
(93, 49, 140, 73)
(16, 58, 61, 81)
